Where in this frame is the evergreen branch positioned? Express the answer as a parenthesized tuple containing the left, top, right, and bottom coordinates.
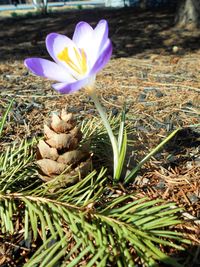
(0, 98, 14, 138)
(0, 112, 190, 266)
(0, 138, 38, 192)
(0, 189, 189, 266)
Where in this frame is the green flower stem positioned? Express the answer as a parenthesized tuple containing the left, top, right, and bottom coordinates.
(89, 90, 119, 178)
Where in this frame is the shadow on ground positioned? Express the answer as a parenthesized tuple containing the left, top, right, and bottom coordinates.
(1, 232, 200, 266)
(0, 7, 200, 62)
(155, 245, 200, 267)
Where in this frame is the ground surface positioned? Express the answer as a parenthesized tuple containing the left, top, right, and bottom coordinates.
(0, 7, 200, 266)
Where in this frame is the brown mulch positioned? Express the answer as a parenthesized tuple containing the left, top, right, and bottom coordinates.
(0, 7, 200, 266)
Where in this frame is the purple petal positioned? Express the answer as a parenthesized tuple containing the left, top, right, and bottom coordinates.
(46, 33, 75, 64)
(93, 20, 109, 51)
(72, 21, 93, 49)
(24, 58, 74, 82)
(89, 39, 112, 75)
(52, 76, 90, 94)
(86, 20, 110, 69)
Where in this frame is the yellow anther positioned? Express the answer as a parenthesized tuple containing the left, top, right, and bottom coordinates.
(57, 47, 87, 75)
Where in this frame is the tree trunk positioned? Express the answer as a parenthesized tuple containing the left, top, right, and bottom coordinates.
(175, 0, 200, 28)
(32, 0, 48, 14)
(139, 0, 148, 10)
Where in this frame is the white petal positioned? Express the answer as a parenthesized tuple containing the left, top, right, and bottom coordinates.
(72, 21, 93, 49)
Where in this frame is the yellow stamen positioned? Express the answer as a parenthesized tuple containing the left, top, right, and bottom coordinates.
(80, 48, 87, 74)
(57, 47, 87, 75)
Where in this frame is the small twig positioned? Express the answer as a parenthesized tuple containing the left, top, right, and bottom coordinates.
(100, 93, 122, 108)
(4, 241, 30, 252)
(144, 81, 200, 92)
(182, 212, 200, 226)
(0, 93, 63, 98)
(0, 193, 83, 211)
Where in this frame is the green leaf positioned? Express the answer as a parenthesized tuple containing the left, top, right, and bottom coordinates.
(115, 129, 127, 181)
(124, 128, 181, 184)
(118, 104, 126, 152)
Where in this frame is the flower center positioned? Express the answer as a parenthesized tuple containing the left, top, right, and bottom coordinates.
(57, 47, 87, 75)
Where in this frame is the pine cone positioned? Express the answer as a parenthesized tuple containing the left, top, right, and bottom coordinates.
(36, 109, 92, 187)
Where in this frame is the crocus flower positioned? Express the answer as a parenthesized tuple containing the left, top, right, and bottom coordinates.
(25, 19, 123, 181)
(25, 19, 112, 94)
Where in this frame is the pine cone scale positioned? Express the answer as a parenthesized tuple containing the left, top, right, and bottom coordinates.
(37, 159, 66, 176)
(57, 150, 89, 165)
(46, 133, 72, 150)
(37, 140, 59, 160)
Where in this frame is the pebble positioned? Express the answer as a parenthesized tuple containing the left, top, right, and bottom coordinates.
(135, 126, 150, 133)
(112, 107, 119, 116)
(184, 101, 193, 108)
(187, 193, 199, 204)
(26, 104, 35, 112)
(143, 102, 157, 107)
(32, 101, 44, 109)
(68, 106, 83, 113)
(23, 71, 29, 76)
(143, 87, 165, 98)
(134, 176, 149, 186)
(153, 121, 165, 129)
(155, 90, 164, 98)
(136, 125, 149, 133)
(186, 161, 193, 169)
(143, 87, 157, 93)
(87, 109, 95, 114)
(111, 95, 118, 101)
(138, 93, 147, 102)
(194, 157, 200, 167)
(30, 84, 38, 89)
(155, 181, 165, 190)
(50, 111, 60, 116)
